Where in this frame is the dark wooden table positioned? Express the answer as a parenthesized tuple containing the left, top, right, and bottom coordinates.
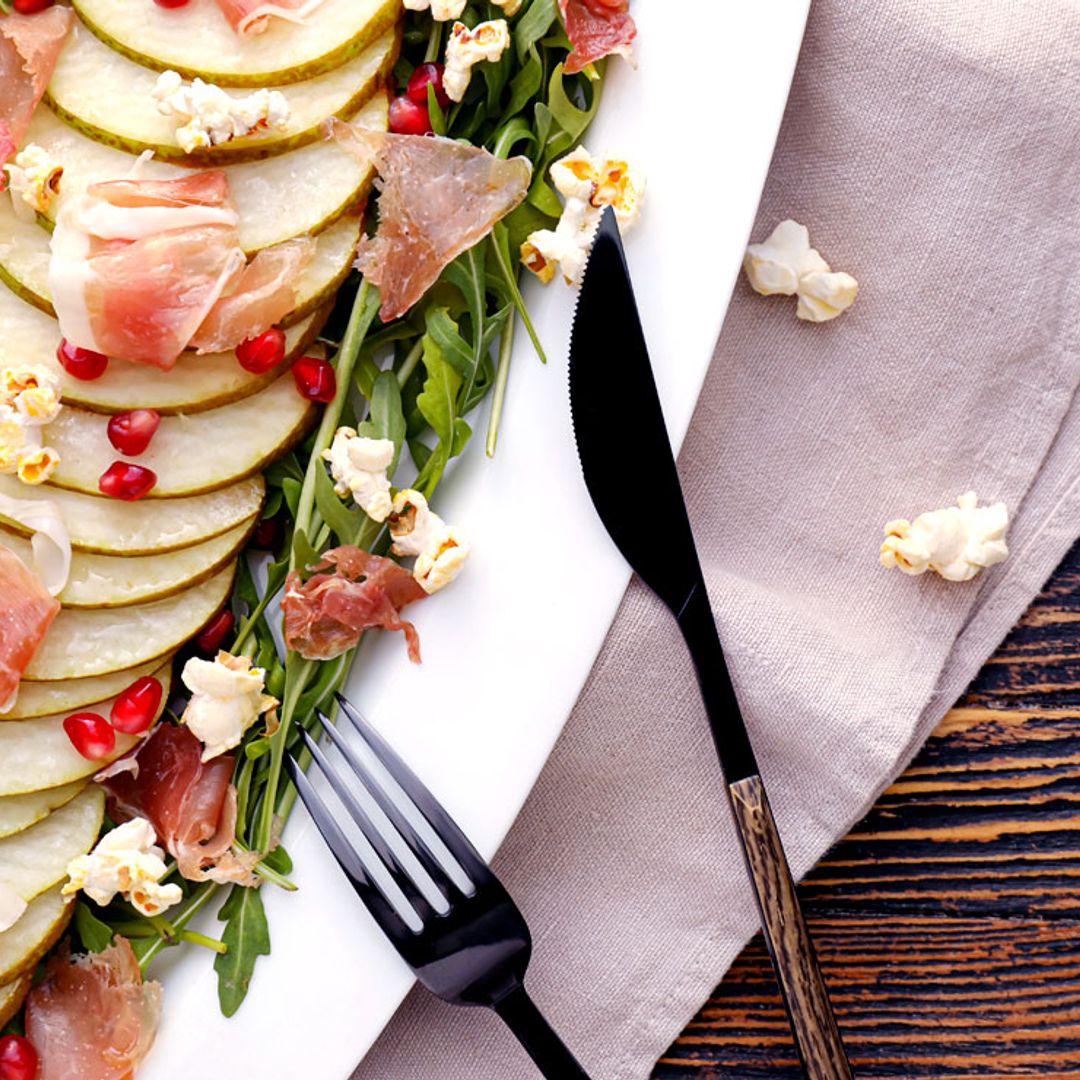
(653, 542, 1080, 1078)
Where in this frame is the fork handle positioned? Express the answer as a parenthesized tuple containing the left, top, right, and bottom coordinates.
(493, 985, 591, 1079)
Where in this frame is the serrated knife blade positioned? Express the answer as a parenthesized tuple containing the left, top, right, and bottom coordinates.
(568, 208, 852, 1080)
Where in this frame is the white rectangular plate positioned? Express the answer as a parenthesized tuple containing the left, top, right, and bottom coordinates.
(141, 2, 811, 1076)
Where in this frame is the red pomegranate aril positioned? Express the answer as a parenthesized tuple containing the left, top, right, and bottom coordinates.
(292, 355, 336, 403)
(63, 712, 115, 761)
(12, 0, 54, 12)
(110, 675, 164, 735)
(0, 1035, 39, 1080)
(99, 462, 157, 501)
(252, 515, 283, 550)
(236, 328, 286, 374)
(388, 95, 432, 136)
(196, 609, 235, 655)
(57, 338, 108, 381)
(154, 0, 191, 6)
(406, 63, 451, 109)
(107, 409, 161, 456)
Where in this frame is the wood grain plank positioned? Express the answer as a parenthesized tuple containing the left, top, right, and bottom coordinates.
(653, 544, 1080, 1077)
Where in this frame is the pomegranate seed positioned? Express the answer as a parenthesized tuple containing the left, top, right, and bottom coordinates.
(154, 0, 191, 6)
(107, 409, 161, 456)
(63, 712, 115, 761)
(0, 1035, 38, 1080)
(110, 675, 163, 735)
(236, 328, 286, 374)
(99, 462, 157, 501)
(57, 339, 108, 381)
(196, 609, 235, 655)
(292, 355, 337, 403)
(388, 96, 432, 136)
(12, 0, 54, 11)
(252, 516, 283, 550)
(406, 63, 450, 109)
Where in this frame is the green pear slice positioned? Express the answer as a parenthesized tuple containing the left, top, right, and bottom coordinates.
(0, 281, 328, 415)
(2, 659, 168, 721)
(46, 375, 314, 498)
(0, 475, 264, 556)
(49, 21, 398, 164)
(2, 518, 251, 609)
(0, 787, 104, 895)
(0, 886, 73, 985)
(0, 784, 86, 841)
(25, 568, 231, 681)
(73, 0, 399, 87)
(0, 200, 358, 330)
(28, 94, 386, 252)
(0, 975, 31, 1028)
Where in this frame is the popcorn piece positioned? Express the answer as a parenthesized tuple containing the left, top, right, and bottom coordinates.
(1, 365, 62, 424)
(321, 428, 394, 523)
(0, 419, 60, 486)
(152, 71, 291, 155)
(63, 818, 183, 918)
(443, 19, 511, 103)
(403, 0, 466, 20)
(0, 882, 26, 933)
(744, 219, 858, 322)
(880, 491, 1008, 583)
(522, 145, 645, 286)
(492, 0, 522, 13)
(181, 651, 278, 762)
(389, 488, 470, 594)
(3, 144, 63, 221)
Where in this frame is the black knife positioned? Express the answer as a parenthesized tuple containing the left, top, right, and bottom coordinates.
(569, 207, 853, 1080)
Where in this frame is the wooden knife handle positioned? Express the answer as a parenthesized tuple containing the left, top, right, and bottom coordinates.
(729, 775, 853, 1080)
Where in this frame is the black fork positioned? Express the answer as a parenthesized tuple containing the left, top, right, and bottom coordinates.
(286, 694, 591, 1079)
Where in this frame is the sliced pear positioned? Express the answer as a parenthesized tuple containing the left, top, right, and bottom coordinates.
(0, 783, 86, 841)
(46, 375, 314, 498)
(2, 518, 251, 609)
(25, 568, 231, 681)
(0, 198, 358, 331)
(49, 21, 397, 163)
(1, 280, 328, 415)
(73, 0, 399, 86)
(0, 788, 104, 895)
(0, 975, 31, 1028)
(0, 886, 73, 986)
(0, 475, 263, 556)
(28, 94, 386, 252)
(2, 659, 169, 722)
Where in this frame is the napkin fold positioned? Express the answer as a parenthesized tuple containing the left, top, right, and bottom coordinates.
(355, 1, 1080, 1075)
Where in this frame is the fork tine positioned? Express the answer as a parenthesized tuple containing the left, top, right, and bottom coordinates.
(285, 753, 411, 943)
(313, 710, 467, 899)
(335, 693, 492, 885)
(299, 727, 442, 922)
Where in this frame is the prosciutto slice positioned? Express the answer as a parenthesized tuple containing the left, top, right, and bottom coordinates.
(329, 121, 531, 321)
(0, 9, 74, 174)
(283, 545, 428, 662)
(189, 235, 315, 353)
(49, 171, 245, 370)
(0, 543, 60, 713)
(214, 0, 329, 36)
(559, 0, 636, 75)
(25, 937, 162, 1080)
(103, 724, 258, 885)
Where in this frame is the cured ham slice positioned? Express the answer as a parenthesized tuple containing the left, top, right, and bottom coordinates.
(214, 0, 330, 37)
(50, 171, 246, 370)
(559, 0, 636, 75)
(0, 9, 74, 174)
(0, 544, 60, 714)
(25, 937, 162, 1080)
(283, 545, 427, 661)
(329, 121, 531, 321)
(103, 724, 257, 885)
(190, 236, 316, 354)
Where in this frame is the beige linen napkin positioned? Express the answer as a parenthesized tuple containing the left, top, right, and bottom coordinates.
(355, 1, 1080, 1076)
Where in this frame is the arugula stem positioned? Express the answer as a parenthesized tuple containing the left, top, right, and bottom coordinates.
(179, 930, 228, 955)
(487, 313, 516, 457)
(137, 883, 219, 972)
(396, 338, 425, 388)
(492, 225, 547, 364)
(423, 19, 443, 63)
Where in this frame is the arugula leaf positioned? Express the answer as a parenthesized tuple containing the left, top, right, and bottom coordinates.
(514, 0, 557, 61)
(504, 46, 544, 122)
(357, 369, 407, 475)
(424, 307, 474, 380)
(75, 902, 113, 953)
(214, 886, 271, 1018)
(414, 332, 462, 493)
(427, 83, 448, 136)
(291, 528, 321, 579)
(281, 477, 303, 520)
(314, 463, 366, 545)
